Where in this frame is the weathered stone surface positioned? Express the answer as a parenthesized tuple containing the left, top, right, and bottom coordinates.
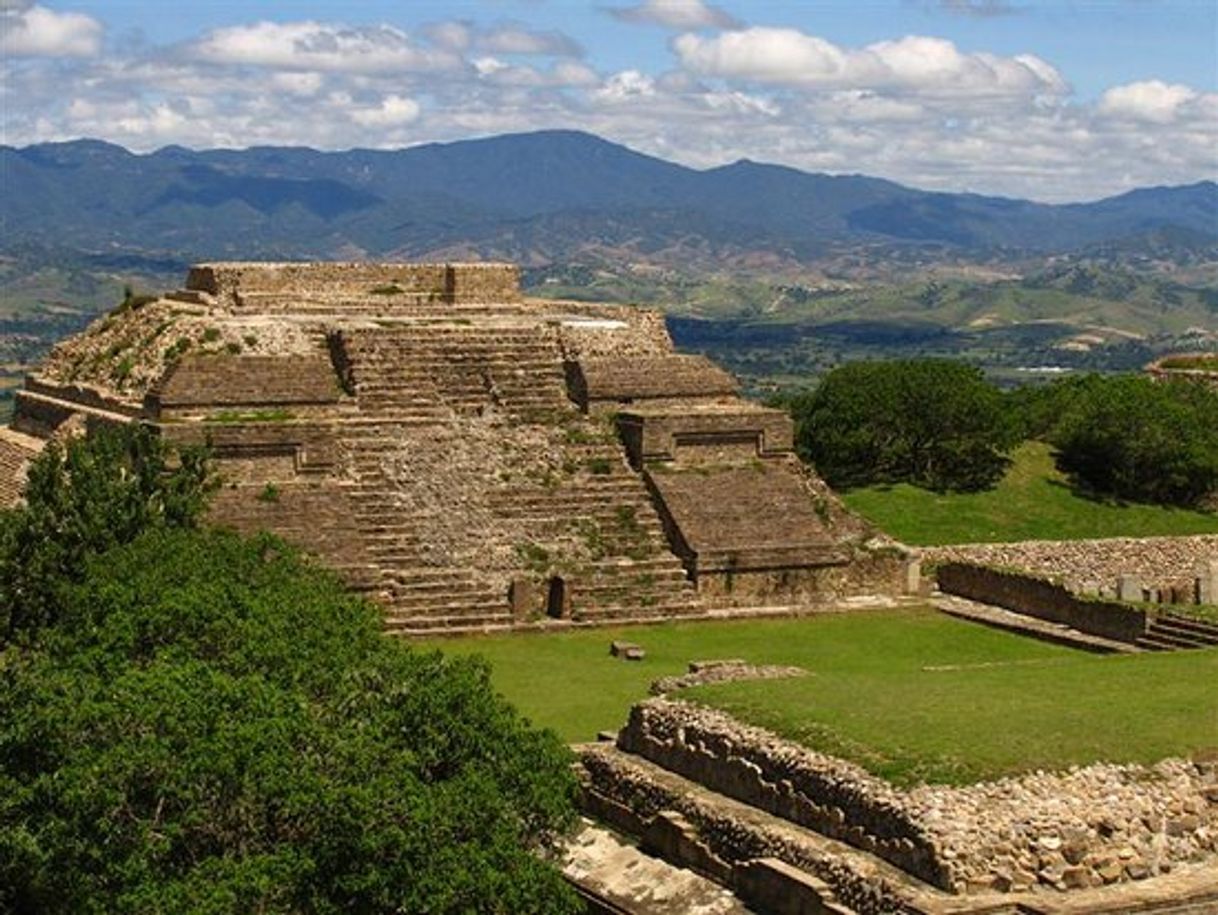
(610, 698, 1218, 896)
(3, 261, 910, 634)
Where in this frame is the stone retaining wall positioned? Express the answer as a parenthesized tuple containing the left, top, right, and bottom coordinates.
(924, 537, 1218, 597)
(580, 748, 912, 915)
(617, 698, 1218, 895)
(934, 562, 1148, 643)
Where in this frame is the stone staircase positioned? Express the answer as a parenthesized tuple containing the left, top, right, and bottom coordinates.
(343, 431, 514, 631)
(340, 325, 572, 419)
(488, 441, 700, 623)
(1136, 613, 1218, 651)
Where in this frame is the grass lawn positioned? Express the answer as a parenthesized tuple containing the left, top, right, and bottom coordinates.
(840, 441, 1218, 545)
(432, 609, 1218, 786)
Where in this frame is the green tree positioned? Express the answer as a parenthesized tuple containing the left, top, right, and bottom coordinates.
(1050, 375, 1218, 507)
(790, 359, 1019, 492)
(0, 528, 579, 914)
(0, 423, 214, 643)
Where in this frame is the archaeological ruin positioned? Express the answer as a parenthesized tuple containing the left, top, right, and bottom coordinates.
(0, 261, 914, 634)
(3, 261, 1217, 914)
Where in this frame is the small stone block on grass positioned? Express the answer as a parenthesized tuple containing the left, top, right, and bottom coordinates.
(610, 640, 645, 660)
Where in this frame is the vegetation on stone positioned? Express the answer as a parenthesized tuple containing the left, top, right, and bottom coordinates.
(788, 359, 1020, 492)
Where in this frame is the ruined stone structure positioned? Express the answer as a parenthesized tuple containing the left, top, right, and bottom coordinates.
(1, 262, 910, 633)
(580, 698, 1218, 914)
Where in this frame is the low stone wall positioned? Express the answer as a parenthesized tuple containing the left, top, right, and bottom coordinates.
(650, 660, 808, 696)
(616, 698, 1218, 895)
(934, 562, 1148, 643)
(695, 553, 910, 608)
(186, 261, 520, 306)
(924, 537, 1218, 598)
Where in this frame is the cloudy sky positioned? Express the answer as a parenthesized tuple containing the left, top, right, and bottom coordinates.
(2, 0, 1215, 202)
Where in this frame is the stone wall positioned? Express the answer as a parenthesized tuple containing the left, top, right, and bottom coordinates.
(580, 747, 913, 915)
(934, 562, 1148, 643)
(925, 537, 1218, 600)
(186, 261, 521, 306)
(614, 698, 1218, 896)
(694, 554, 911, 608)
(617, 405, 794, 466)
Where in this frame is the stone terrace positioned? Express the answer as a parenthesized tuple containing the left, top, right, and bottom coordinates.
(1, 262, 911, 633)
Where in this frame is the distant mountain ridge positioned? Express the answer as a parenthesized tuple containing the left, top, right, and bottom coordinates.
(1, 130, 1215, 264)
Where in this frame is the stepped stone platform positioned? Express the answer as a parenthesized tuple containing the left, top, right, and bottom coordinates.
(579, 698, 1218, 915)
(0, 261, 913, 633)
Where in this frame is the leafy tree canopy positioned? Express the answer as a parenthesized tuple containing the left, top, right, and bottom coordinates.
(0, 529, 580, 914)
(1048, 375, 1218, 508)
(0, 423, 214, 643)
(0, 427, 579, 913)
(789, 358, 1020, 492)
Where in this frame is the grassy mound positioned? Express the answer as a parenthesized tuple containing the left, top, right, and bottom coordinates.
(840, 441, 1218, 545)
(437, 610, 1218, 785)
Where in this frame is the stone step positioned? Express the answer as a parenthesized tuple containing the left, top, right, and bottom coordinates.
(382, 613, 516, 635)
(1140, 625, 1215, 650)
(1156, 613, 1218, 642)
(1134, 633, 1185, 652)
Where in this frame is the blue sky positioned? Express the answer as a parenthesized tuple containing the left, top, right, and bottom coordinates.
(2, 0, 1216, 201)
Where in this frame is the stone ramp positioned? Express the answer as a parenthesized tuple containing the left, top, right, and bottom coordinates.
(934, 594, 1139, 654)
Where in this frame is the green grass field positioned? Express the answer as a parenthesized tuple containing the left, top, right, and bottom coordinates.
(433, 609, 1218, 786)
(840, 441, 1218, 545)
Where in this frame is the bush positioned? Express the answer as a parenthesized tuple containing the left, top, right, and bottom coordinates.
(790, 359, 1020, 492)
(0, 528, 579, 914)
(1049, 375, 1218, 507)
(0, 424, 214, 643)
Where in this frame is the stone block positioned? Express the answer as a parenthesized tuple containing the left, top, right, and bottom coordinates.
(610, 640, 643, 659)
(1198, 560, 1218, 605)
(1117, 575, 1143, 602)
(508, 578, 539, 617)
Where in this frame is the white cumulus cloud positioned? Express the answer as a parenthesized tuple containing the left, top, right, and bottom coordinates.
(609, 0, 740, 30)
(191, 20, 460, 74)
(350, 94, 421, 127)
(1, 2, 102, 57)
(673, 28, 1068, 98)
(1098, 80, 1199, 123)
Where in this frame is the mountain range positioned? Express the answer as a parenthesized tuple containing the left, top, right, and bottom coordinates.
(2, 130, 1215, 267)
